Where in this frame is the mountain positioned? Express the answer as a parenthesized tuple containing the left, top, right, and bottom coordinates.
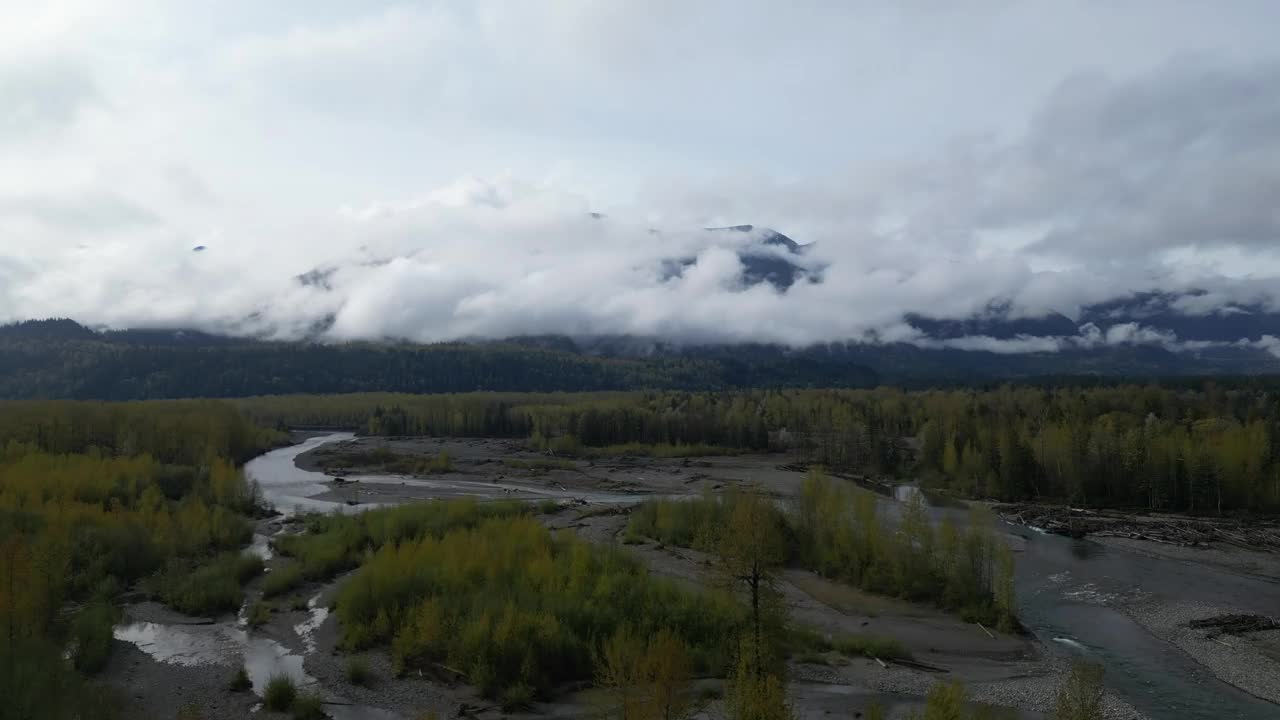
(1080, 291, 1280, 343)
(651, 224, 821, 291)
(2, 319, 1277, 401)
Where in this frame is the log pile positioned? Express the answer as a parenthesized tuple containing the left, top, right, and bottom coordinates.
(998, 503, 1280, 551)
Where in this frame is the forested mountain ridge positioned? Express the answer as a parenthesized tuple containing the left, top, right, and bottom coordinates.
(4, 319, 1280, 400)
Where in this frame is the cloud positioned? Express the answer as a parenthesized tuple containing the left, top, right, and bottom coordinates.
(0, 57, 98, 139)
(1, 3, 1280, 354)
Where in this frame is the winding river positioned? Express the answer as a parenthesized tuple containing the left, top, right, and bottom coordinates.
(117, 436, 1279, 719)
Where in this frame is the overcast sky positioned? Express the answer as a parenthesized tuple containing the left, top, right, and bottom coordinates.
(3, 1, 1280, 347)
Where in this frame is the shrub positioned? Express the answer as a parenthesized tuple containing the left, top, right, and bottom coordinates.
(70, 602, 116, 673)
(346, 656, 373, 687)
(290, 595, 310, 611)
(228, 666, 252, 692)
(247, 600, 273, 628)
(152, 552, 263, 616)
(1055, 661, 1105, 720)
(262, 564, 304, 598)
(337, 514, 742, 699)
(500, 683, 534, 712)
(291, 692, 327, 720)
(273, 500, 527, 583)
(264, 674, 298, 711)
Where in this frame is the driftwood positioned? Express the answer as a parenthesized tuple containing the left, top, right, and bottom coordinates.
(976, 622, 995, 640)
(889, 657, 949, 673)
(1188, 613, 1280, 638)
(998, 503, 1280, 551)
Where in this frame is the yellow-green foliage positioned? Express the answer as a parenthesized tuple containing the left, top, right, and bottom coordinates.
(630, 471, 1014, 626)
(598, 627, 693, 720)
(335, 513, 742, 699)
(273, 499, 528, 581)
(626, 488, 778, 553)
(1055, 661, 1105, 720)
(0, 399, 277, 719)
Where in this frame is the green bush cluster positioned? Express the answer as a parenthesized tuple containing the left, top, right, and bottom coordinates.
(273, 500, 528, 582)
(629, 472, 1017, 629)
(148, 552, 263, 616)
(334, 513, 742, 701)
(262, 564, 304, 598)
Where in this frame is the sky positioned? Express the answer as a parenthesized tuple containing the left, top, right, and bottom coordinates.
(2, 0, 1280, 348)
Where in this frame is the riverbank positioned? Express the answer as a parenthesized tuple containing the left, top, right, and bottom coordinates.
(1124, 600, 1280, 705)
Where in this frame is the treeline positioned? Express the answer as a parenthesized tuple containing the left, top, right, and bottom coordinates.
(0, 400, 281, 719)
(242, 385, 1280, 513)
(0, 320, 882, 400)
(13, 318, 1280, 403)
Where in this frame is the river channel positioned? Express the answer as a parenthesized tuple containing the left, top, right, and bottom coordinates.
(116, 435, 1279, 719)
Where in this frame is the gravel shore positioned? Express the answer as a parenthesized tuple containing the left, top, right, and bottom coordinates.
(1125, 599, 1280, 705)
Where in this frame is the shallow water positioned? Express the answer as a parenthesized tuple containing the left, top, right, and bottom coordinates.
(113, 621, 315, 692)
(1009, 520, 1280, 718)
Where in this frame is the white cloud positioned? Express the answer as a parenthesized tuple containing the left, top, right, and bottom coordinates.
(1, 2, 1280, 352)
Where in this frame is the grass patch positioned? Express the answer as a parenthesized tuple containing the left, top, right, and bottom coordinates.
(264, 674, 297, 712)
(228, 666, 252, 692)
(505, 458, 576, 472)
(528, 434, 743, 459)
(247, 600, 273, 628)
(324, 447, 452, 475)
(289, 595, 310, 612)
(262, 564, 304, 598)
(536, 499, 563, 514)
(791, 626, 909, 662)
(291, 692, 327, 720)
(346, 656, 373, 687)
(831, 634, 909, 661)
(149, 552, 263, 615)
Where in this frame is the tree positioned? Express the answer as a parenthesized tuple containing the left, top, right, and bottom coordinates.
(718, 487, 788, 680)
(598, 627, 694, 720)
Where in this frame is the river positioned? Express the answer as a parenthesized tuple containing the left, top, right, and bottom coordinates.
(118, 436, 1279, 719)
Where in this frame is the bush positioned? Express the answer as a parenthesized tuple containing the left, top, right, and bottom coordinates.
(291, 692, 327, 720)
(500, 683, 534, 712)
(262, 564, 304, 598)
(228, 666, 252, 692)
(152, 552, 263, 615)
(264, 674, 298, 711)
(247, 600, 273, 628)
(290, 595, 310, 611)
(273, 500, 527, 583)
(346, 656, 373, 687)
(1055, 661, 1105, 720)
(71, 602, 116, 673)
(336, 513, 742, 699)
